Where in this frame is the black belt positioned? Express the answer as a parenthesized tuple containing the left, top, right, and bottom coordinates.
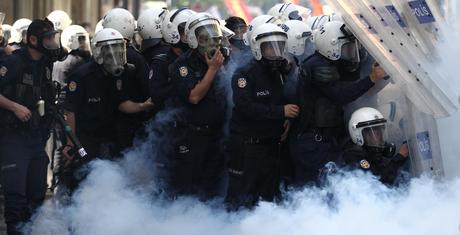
(232, 133, 280, 145)
(298, 129, 335, 143)
(172, 121, 221, 132)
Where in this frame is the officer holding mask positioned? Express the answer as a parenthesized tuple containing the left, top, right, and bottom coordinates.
(0, 18, 63, 235)
(167, 13, 227, 199)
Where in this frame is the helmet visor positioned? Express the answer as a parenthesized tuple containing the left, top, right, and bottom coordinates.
(100, 41, 127, 76)
(362, 125, 387, 148)
(196, 24, 223, 48)
(341, 40, 360, 63)
(261, 41, 286, 60)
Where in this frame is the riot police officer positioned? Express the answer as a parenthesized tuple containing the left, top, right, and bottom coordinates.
(166, 13, 227, 199)
(290, 21, 387, 187)
(343, 107, 409, 185)
(137, 7, 170, 63)
(149, 8, 196, 111)
(225, 23, 298, 209)
(62, 28, 153, 190)
(224, 16, 249, 54)
(0, 18, 63, 235)
(102, 8, 152, 149)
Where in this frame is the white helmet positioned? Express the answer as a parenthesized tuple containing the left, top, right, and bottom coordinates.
(250, 23, 287, 61)
(267, 3, 311, 23)
(102, 8, 136, 41)
(95, 19, 104, 34)
(162, 8, 196, 44)
(314, 21, 359, 61)
(137, 7, 168, 41)
(307, 14, 343, 31)
(47, 10, 72, 32)
(281, 20, 312, 56)
(11, 18, 32, 44)
(91, 28, 127, 76)
(60, 25, 90, 53)
(348, 107, 387, 147)
(185, 12, 222, 50)
(243, 14, 277, 46)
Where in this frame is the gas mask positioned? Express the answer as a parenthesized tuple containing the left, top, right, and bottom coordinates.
(100, 43, 127, 77)
(29, 30, 66, 61)
(196, 24, 224, 58)
(229, 24, 248, 51)
(361, 124, 396, 157)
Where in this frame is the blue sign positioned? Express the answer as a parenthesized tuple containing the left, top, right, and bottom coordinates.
(385, 5, 407, 28)
(408, 0, 436, 24)
(416, 131, 432, 160)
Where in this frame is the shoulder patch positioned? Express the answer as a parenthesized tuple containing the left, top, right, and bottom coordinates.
(69, 81, 77, 92)
(0, 66, 8, 77)
(360, 159, 370, 169)
(237, 78, 247, 88)
(179, 66, 188, 77)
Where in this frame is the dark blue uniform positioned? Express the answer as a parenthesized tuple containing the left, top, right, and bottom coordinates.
(141, 42, 170, 64)
(64, 60, 126, 160)
(290, 52, 375, 186)
(0, 48, 54, 234)
(341, 140, 408, 185)
(112, 46, 151, 151)
(148, 47, 177, 111)
(166, 50, 227, 199)
(226, 59, 287, 209)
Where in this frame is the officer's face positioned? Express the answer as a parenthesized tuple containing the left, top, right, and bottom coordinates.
(261, 41, 286, 60)
(362, 125, 386, 147)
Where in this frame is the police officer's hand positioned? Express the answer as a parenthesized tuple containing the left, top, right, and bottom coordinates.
(370, 62, 387, 83)
(141, 98, 154, 111)
(205, 47, 224, 70)
(62, 144, 75, 168)
(284, 104, 299, 118)
(12, 103, 32, 122)
(398, 143, 409, 157)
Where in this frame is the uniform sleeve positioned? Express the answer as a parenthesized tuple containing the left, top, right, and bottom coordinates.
(170, 63, 199, 102)
(131, 50, 150, 98)
(0, 56, 20, 90)
(149, 60, 172, 105)
(232, 71, 284, 120)
(315, 76, 374, 105)
(63, 73, 84, 112)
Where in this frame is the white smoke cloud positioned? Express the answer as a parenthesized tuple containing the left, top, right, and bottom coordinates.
(26, 149, 460, 235)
